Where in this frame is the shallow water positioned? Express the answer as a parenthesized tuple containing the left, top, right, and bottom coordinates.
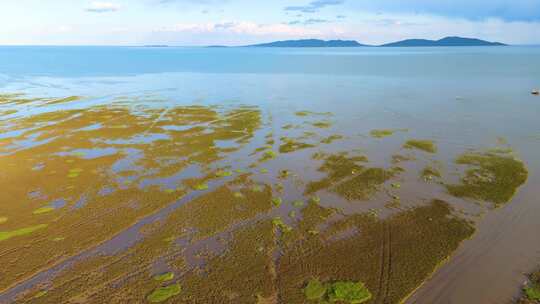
(0, 46, 539, 304)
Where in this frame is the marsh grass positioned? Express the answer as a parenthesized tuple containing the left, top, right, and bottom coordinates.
(403, 139, 437, 153)
(0, 224, 48, 242)
(447, 151, 528, 206)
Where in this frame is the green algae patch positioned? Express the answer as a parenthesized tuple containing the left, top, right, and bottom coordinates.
(303, 279, 372, 303)
(446, 151, 528, 206)
(524, 285, 540, 301)
(403, 139, 437, 153)
(33, 206, 55, 215)
(147, 283, 182, 303)
(328, 281, 372, 304)
(520, 270, 540, 303)
(0, 224, 48, 242)
(0, 217, 7, 224)
(154, 272, 175, 282)
(304, 279, 327, 300)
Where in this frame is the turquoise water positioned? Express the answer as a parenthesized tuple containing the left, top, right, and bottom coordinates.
(1, 46, 540, 303)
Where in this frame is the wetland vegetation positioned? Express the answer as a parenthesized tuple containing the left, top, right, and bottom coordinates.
(0, 93, 531, 303)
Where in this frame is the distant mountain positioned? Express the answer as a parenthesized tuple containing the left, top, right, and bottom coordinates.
(380, 36, 505, 47)
(246, 39, 367, 47)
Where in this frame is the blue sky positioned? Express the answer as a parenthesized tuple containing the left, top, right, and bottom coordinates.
(1, 0, 539, 45)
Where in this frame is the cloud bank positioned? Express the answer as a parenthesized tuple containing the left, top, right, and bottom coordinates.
(86, 1, 121, 13)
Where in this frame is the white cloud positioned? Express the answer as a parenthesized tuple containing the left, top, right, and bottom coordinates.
(86, 1, 121, 13)
(156, 21, 325, 37)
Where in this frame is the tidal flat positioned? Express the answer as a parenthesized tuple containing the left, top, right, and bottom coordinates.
(0, 90, 533, 304)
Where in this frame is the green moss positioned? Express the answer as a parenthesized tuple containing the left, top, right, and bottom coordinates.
(147, 284, 182, 303)
(328, 281, 372, 304)
(304, 279, 327, 300)
(446, 151, 528, 206)
(403, 139, 437, 153)
(0, 224, 48, 242)
(33, 206, 55, 215)
(154, 272, 175, 282)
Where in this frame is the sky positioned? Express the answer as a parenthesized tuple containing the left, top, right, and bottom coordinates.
(1, 0, 539, 45)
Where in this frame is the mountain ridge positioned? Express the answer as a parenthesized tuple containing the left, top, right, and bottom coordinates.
(242, 37, 506, 48)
